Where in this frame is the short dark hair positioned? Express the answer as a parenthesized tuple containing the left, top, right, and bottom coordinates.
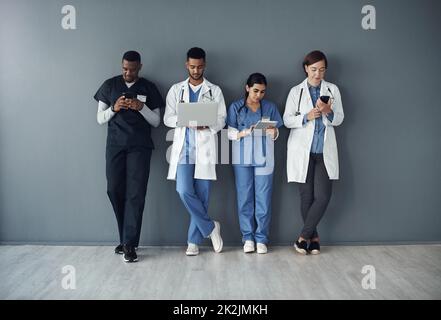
(187, 47, 206, 61)
(122, 50, 141, 63)
(302, 50, 327, 74)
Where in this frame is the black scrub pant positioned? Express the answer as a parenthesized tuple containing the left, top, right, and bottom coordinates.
(297, 153, 333, 240)
(106, 145, 152, 247)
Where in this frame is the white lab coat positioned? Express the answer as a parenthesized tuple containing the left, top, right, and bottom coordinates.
(283, 79, 344, 183)
(164, 78, 226, 180)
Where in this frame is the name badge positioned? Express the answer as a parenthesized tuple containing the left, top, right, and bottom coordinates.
(137, 95, 147, 103)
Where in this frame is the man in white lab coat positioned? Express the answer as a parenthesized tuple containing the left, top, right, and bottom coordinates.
(164, 47, 226, 256)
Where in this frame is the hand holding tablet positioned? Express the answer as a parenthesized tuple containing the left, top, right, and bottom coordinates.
(252, 119, 278, 130)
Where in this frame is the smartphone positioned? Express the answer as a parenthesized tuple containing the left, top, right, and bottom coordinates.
(319, 95, 330, 103)
(123, 92, 136, 99)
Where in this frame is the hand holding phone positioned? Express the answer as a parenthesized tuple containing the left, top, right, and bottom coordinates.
(319, 95, 330, 104)
(123, 92, 144, 111)
(113, 95, 130, 112)
(317, 95, 332, 115)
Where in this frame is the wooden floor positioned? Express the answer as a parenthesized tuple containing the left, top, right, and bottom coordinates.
(0, 244, 440, 299)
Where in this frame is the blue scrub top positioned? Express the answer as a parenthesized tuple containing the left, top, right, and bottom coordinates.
(227, 99, 283, 167)
(179, 85, 201, 164)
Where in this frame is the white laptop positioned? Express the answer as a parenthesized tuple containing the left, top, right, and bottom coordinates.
(177, 102, 218, 127)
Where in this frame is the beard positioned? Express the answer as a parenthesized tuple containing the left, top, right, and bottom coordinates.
(189, 72, 203, 81)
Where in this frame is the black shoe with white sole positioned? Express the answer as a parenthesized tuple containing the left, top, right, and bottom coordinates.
(114, 244, 124, 255)
(294, 240, 308, 255)
(123, 245, 138, 263)
(308, 241, 321, 255)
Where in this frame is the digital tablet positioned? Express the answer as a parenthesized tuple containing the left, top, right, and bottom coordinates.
(253, 120, 278, 130)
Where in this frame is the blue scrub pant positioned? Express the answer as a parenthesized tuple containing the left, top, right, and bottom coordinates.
(176, 164, 215, 245)
(233, 166, 274, 244)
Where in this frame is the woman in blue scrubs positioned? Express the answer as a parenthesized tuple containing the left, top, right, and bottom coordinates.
(227, 73, 283, 254)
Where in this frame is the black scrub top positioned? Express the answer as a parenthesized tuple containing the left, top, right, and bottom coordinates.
(94, 75, 164, 148)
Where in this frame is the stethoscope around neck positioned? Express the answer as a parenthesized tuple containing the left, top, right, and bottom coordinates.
(236, 100, 263, 127)
(179, 86, 213, 103)
(295, 86, 335, 116)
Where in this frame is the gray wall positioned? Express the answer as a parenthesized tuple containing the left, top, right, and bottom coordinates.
(1, 0, 440, 245)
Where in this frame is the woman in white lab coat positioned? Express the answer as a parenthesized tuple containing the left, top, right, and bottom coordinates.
(283, 50, 344, 255)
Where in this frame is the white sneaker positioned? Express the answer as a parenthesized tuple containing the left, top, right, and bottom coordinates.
(256, 243, 268, 254)
(243, 240, 255, 253)
(186, 243, 199, 256)
(209, 221, 223, 253)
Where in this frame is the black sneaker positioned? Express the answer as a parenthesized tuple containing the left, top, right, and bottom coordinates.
(308, 241, 321, 255)
(294, 240, 308, 255)
(123, 245, 138, 263)
(114, 244, 124, 255)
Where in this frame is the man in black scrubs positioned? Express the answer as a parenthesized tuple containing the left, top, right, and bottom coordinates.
(94, 51, 164, 262)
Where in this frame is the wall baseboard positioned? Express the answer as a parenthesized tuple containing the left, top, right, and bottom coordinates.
(1, 241, 440, 246)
